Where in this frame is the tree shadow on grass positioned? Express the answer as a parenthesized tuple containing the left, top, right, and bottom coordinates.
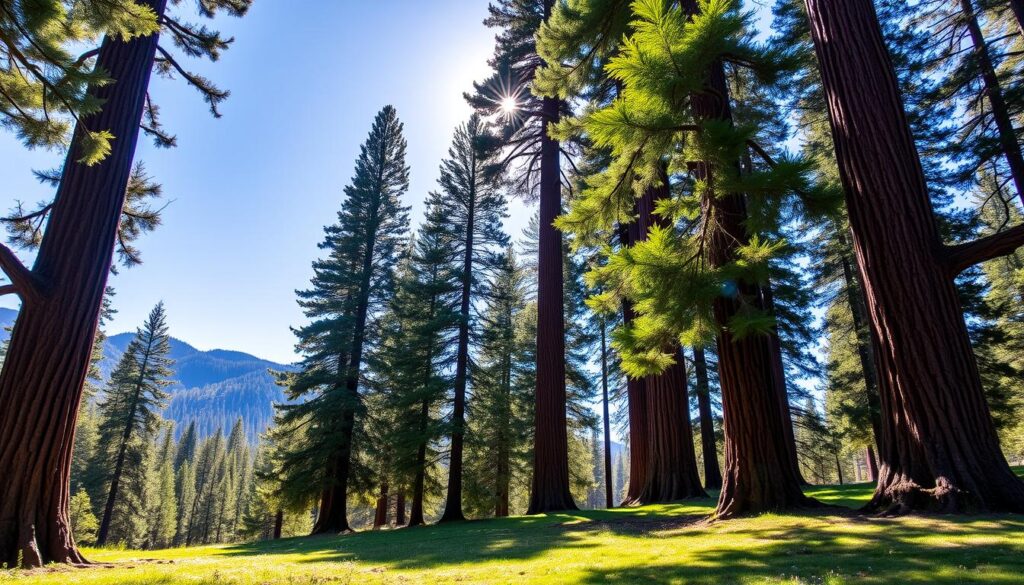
(220, 494, 1024, 583)
(577, 513, 1024, 584)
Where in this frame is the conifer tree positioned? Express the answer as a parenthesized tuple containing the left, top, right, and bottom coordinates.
(0, 0, 250, 567)
(539, 0, 831, 517)
(805, 0, 1024, 513)
(436, 114, 509, 522)
(68, 490, 99, 548)
(175, 421, 199, 470)
(95, 302, 174, 546)
(464, 250, 533, 517)
(275, 106, 411, 534)
(470, 0, 577, 514)
(146, 426, 177, 548)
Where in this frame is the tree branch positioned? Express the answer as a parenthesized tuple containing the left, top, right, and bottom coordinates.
(0, 242, 41, 304)
(945, 224, 1024, 275)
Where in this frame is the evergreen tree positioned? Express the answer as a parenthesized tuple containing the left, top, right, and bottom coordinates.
(146, 426, 177, 549)
(0, 0, 250, 567)
(274, 106, 411, 534)
(437, 114, 509, 522)
(94, 302, 174, 546)
(464, 250, 533, 517)
(68, 490, 99, 548)
(175, 420, 199, 471)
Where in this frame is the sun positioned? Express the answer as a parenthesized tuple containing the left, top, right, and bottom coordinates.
(499, 95, 519, 116)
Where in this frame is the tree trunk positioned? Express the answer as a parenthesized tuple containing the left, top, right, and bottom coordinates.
(373, 482, 389, 529)
(408, 397, 430, 527)
(0, 0, 168, 567)
(272, 509, 283, 540)
(1010, 0, 1024, 38)
(637, 353, 707, 502)
(395, 491, 406, 527)
(840, 246, 884, 452)
(441, 173, 477, 523)
(961, 0, 1024, 205)
(527, 43, 576, 515)
(865, 446, 879, 482)
(805, 0, 1024, 513)
(761, 283, 806, 486)
(835, 453, 845, 485)
(693, 347, 723, 490)
(600, 320, 615, 508)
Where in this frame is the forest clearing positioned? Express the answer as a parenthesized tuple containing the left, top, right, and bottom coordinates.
(5, 480, 1024, 585)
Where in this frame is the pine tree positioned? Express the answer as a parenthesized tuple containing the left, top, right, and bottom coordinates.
(0, 0, 250, 567)
(436, 114, 509, 522)
(464, 250, 533, 517)
(94, 302, 174, 546)
(540, 0, 831, 517)
(274, 106, 411, 534)
(470, 0, 577, 514)
(68, 490, 99, 548)
(146, 426, 177, 549)
(175, 421, 199, 470)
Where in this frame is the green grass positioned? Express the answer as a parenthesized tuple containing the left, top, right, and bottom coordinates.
(4, 481, 1024, 584)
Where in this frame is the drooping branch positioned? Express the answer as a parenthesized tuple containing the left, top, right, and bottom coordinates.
(0, 242, 41, 304)
(945, 224, 1024, 275)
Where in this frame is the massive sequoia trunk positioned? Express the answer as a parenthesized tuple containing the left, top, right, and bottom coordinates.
(693, 347, 723, 490)
(0, 1, 168, 567)
(624, 182, 705, 504)
(373, 482, 389, 529)
(527, 77, 576, 513)
(679, 0, 814, 519)
(805, 0, 1024, 513)
(761, 283, 806, 485)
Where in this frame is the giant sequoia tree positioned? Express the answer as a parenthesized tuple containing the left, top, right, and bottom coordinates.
(469, 0, 577, 514)
(804, 0, 1024, 513)
(541, 0, 826, 518)
(0, 0, 249, 567)
(436, 115, 508, 522)
(274, 106, 410, 533)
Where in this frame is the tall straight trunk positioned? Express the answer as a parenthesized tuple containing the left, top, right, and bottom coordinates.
(373, 482, 389, 529)
(313, 211, 381, 535)
(760, 283, 805, 485)
(693, 347, 723, 490)
(408, 399, 429, 526)
(619, 219, 649, 503)
(393, 492, 404, 527)
(97, 338, 157, 546)
(527, 2, 576, 511)
(865, 446, 879, 482)
(839, 245, 884, 451)
(0, 1, 168, 567)
(961, 0, 1024, 205)
(806, 0, 1024, 513)
(272, 510, 283, 540)
(600, 320, 614, 508)
(441, 177, 477, 523)
(677, 1, 815, 518)
(835, 453, 844, 485)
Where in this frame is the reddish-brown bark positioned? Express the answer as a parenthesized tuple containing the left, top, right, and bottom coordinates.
(806, 0, 1024, 513)
(866, 446, 879, 483)
(0, 1, 168, 567)
(373, 482, 389, 529)
(693, 347, 723, 491)
(527, 67, 576, 515)
(677, 0, 815, 519)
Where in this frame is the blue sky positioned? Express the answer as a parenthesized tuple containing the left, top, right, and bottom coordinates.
(0, 1, 534, 364)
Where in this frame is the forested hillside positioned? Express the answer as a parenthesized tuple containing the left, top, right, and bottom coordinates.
(0, 308, 291, 443)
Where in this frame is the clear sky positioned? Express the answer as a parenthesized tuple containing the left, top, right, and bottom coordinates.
(0, 0, 533, 364)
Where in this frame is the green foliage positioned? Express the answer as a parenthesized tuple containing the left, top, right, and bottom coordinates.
(273, 106, 411, 515)
(537, 0, 835, 376)
(68, 489, 99, 547)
